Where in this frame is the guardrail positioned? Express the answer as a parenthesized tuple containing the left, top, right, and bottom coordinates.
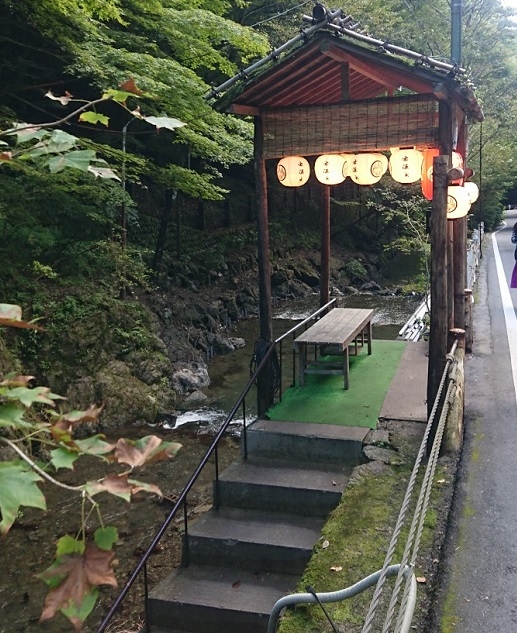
(399, 227, 483, 343)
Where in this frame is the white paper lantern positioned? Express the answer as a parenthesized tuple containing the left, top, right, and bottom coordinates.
(450, 151, 464, 185)
(349, 153, 388, 185)
(389, 147, 423, 183)
(464, 181, 479, 204)
(277, 156, 310, 187)
(314, 154, 348, 185)
(447, 186, 471, 219)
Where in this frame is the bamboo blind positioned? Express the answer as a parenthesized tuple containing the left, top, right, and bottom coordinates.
(261, 94, 439, 159)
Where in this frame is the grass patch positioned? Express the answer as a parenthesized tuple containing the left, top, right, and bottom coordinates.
(267, 340, 406, 428)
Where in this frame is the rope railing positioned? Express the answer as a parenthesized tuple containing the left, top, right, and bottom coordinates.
(361, 338, 459, 633)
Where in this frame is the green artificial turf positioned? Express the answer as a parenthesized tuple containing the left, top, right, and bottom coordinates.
(266, 339, 407, 428)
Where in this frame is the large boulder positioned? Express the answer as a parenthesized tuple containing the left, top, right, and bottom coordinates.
(171, 361, 210, 395)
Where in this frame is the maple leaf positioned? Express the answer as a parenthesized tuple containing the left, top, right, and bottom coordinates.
(61, 403, 105, 426)
(0, 303, 44, 330)
(142, 115, 186, 132)
(49, 404, 105, 443)
(114, 435, 181, 468)
(39, 543, 117, 627)
(118, 78, 145, 96)
(6, 385, 62, 407)
(0, 461, 46, 534)
(85, 473, 162, 501)
(45, 90, 73, 106)
(0, 374, 36, 387)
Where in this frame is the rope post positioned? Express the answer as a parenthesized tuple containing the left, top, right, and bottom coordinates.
(443, 328, 465, 454)
(447, 327, 465, 351)
(464, 288, 473, 353)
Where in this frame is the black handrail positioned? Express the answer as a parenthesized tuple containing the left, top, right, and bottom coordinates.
(95, 298, 336, 632)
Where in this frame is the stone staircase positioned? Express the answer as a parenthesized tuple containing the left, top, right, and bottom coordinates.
(147, 419, 370, 633)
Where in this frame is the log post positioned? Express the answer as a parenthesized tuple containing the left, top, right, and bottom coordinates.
(453, 216, 467, 330)
(254, 118, 274, 417)
(320, 185, 331, 307)
(447, 221, 455, 331)
(443, 328, 465, 454)
(464, 288, 473, 353)
(427, 155, 449, 422)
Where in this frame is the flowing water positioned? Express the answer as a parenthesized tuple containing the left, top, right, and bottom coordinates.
(173, 292, 423, 433)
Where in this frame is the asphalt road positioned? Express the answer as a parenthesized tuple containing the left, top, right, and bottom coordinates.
(435, 210, 517, 631)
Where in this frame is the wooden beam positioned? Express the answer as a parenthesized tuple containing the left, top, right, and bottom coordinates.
(321, 42, 434, 94)
(341, 62, 351, 101)
(321, 42, 398, 91)
(229, 104, 260, 116)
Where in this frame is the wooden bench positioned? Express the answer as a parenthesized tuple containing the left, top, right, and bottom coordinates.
(293, 307, 374, 389)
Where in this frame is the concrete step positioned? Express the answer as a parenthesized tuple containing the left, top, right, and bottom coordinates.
(147, 564, 298, 633)
(245, 419, 368, 465)
(215, 456, 350, 517)
(186, 506, 323, 574)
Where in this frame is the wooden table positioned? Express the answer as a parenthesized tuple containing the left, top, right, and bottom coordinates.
(293, 308, 374, 389)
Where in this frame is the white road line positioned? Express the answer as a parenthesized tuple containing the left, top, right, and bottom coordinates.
(492, 227, 517, 395)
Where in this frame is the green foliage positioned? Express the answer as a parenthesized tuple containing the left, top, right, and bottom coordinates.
(343, 258, 368, 283)
(0, 359, 181, 630)
(0, 461, 47, 533)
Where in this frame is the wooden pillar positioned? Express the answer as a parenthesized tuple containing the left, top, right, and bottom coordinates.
(427, 155, 449, 422)
(453, 114, 468, 332)
(320, 185, 331, 307)
(447, 221, 455, 331)
(453, 216, 467, 330)
(254, 118, 274, 417)
(464, 288, 473, 353)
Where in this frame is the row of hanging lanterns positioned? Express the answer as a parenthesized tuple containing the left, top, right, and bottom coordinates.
(277, 148, 479, 219)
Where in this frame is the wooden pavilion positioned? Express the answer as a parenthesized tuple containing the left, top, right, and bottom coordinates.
(208, 6, 483, 415)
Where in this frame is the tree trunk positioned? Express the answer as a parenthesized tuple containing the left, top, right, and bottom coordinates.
(152, 188, 175, 272)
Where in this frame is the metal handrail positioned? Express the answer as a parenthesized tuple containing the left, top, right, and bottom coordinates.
(95, 298, 337, 632)
(267, 564, 416, 633)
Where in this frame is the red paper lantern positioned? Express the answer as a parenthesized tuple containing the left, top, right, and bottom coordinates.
(421, 148, 439, 200)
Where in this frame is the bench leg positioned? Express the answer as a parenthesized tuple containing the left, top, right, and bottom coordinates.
(298, 344, 306, 387)
(367, 321, 372, 354)
(343, 347, 349, 389)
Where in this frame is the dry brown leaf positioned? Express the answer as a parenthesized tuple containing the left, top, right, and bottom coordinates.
(119, 78, 145, 95)
(0, 374, 35, 387)
(39, 544, 117, 624)
(86, 473, 162, 501)
(330, 566, 343, 572)
(416, 576, 426, 583)
(114, 435, 181, 468)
